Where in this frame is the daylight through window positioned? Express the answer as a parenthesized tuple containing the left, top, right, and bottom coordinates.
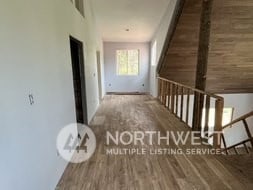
(116, 50, 139, 75)
(75, 0, 84, 17)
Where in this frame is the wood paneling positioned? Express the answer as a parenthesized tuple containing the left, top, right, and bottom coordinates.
(206, 0, 253, 93)
(160, 0, 202, 87)
(157, 0, 186, 73)
(159, 0, 253, 93)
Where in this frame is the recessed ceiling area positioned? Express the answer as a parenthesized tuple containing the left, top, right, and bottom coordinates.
(91, 0, 171, 42)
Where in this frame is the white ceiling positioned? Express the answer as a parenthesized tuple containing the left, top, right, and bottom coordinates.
(91, 0, 171, 42)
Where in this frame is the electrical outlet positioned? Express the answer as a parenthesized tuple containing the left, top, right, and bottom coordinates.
(28, 94, 34, 105)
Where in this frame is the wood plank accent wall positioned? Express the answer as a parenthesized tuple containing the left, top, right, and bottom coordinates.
(157, 0, 185, 73)
(206, 0, 253, 93)
(159, 0, 253, 93)
(159, 0, 202, 87)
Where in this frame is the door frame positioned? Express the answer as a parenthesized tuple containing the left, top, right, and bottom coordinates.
(69, 36, 88, 125)
(96, 51, 103, 103)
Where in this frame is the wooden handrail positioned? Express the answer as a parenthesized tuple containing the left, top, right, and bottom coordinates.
(157, 77, 223, 100)
(222, 111, 253, 130)
(210, 110, 253, 155)
(222, 137, 253, 153)
(209, 111, 253, 136)
(158, 77, 253, 154)
(157, 77, 224, 148)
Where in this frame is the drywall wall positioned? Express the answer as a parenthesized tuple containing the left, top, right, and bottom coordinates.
(150, 0, 178, 97)
(0, 0, 104, 189)
(104, 42, 150, 93)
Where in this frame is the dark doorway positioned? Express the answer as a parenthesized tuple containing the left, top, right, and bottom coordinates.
(70, 36, 88, 125)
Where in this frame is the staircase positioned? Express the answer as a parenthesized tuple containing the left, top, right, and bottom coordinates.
(219, 111, 253, 155)
(157, 77, 253, 155)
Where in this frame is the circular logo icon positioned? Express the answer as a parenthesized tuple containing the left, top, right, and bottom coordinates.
(57, 123, 96, 163)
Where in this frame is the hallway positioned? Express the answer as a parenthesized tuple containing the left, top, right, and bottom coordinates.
(57, 95, 253, 190)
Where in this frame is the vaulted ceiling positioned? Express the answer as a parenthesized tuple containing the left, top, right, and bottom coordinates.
(91, 0, 171, 42)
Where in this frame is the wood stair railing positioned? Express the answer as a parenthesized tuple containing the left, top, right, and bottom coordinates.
(157, 77, 224, 148)
(219, 111, 253, 155)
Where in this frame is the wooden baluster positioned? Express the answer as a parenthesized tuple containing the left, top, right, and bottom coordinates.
(163, 81, 167, 106)
(234, 147, 238, 155)
(175, 85, 179, 116)
(242, 119, 253, 147)
(164, 82, 167, 107)
(186, 89, 190, 126)
(161, 80, 165, 105)
(171, 84, 175, 114)
(160, 79, 163, 103)
(243, 143, 250, 154)
(167, 83, 171, 110)
(165, 82, 169, 107)
(180, 86, 184, 121)
(159, 79, 162, 103)
(192, 92, 201, 131)
(162, 80, 165, 105)
(213, 98, 224, 149)
(221, 134, 228, 155)
(204, 96, 210, 139)
(158, 79, 161, 101)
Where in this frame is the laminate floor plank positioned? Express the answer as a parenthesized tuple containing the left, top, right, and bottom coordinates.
(57, 95, 253, 190)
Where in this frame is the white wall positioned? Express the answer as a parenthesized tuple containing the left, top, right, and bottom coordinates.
(150, 0, 178, 97)
(104, 42, 150, 93)
(0, 0, 104, 189)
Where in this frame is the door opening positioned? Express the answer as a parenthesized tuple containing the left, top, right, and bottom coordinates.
(70, 36, 88, 125)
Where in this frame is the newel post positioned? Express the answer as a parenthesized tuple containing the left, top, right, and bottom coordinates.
(158, 78, 161, 100)
(213, 98, 224, 148)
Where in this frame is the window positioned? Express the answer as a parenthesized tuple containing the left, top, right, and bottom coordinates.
(116, 50, 139, 75)
(75, 0, 84, 17)
(151, 41, 157, 66)
(70, 0, 85, 17)
(201, 107, 234, 127)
